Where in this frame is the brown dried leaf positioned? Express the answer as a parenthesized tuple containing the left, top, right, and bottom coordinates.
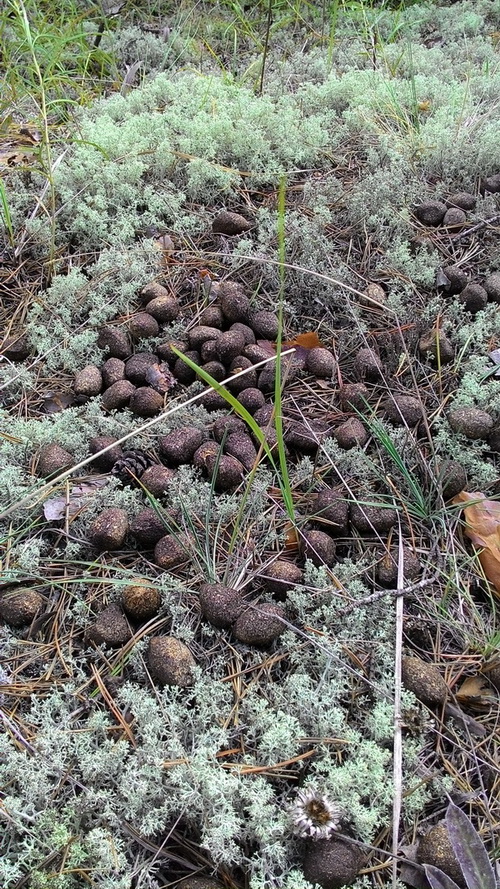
(43, 479, 108, 521)
(453, 491, 500, 595)
(42, 391, 75, 414)
(455, 674, 496, 705)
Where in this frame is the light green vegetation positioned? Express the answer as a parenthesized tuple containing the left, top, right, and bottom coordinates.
(1, 0, 499, 886)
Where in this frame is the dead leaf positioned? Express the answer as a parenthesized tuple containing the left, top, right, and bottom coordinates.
(42, 391, 75, 414)
(43, 479, 108, 521)
(282, 331, 324, 350)
(145, 362, 176, 395)
(455, 674, 496, 705)
(453, 491, 500, 595)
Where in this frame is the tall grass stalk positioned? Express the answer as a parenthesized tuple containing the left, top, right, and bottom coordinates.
(8, 0, 57, 271)
(274, 174, 295, 523)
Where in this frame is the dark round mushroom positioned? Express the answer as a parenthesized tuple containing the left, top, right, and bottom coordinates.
(37, 443, 73, 478)
(261, 560, 303, 596)
(193, 440, 221, 470)
(154, 534, 190, 570)
(243, 343, 274, 364)
(130, 508, 167, 545)
(86, 603, 131, 646)
(212, 415, 247, 442)
(198, 583, 245, 628)
(212, 211, 251, 235)
(441, 264, 468, 294)
(89, 508, 129, 550)
(443, 207, 466, 228)
(339, 383, 369, 413)
(484, 271, 500, 302)
(415, 200, 447, 226)
(1, 333, 30, 361)
(224, 432, 258, 471)
(128, 312, 159, 340)
(101, 357, 126, 389)
(74, 364, 102, 397)
(402, 656, 448, 705)
(334, 418, 368, 449)
(188, 326, 221, 352)
(448, 407, 494, 440)
(219, 281, 251, 323)
(205, 454, 244, 491)
(89, 436, 124, 471)
(227, 356, 258, 392)
(418, 329, 454, 363)
(199, 390, 228, 411)
(313, 489, 350, 536)
(350, 502, 397, 534)
(233, 602, 286, 646)
(384, 395, 424, 426)
(215, 330, 246, 365)
(417, 823, 465, 887)
(249, 310, 279, 340)
(145, 295, 180, 323)
(458, 283, 488, 314)
(173, 350, 200, 385)
(230, 322, 256, 345)
(122, 582, 161, 620)
(301, 529, 336, 567)
(140, 464, 176, 497)
(0, 588, 44, 627)
(446, 191, 476, 211)
(159, 427, 206, 465)
(129, 386, 164, 417)
(97, 326, 131, 359)
(199, 305, 223, 328)
(377, 547, 421, 585)
(306, 347, 335, 378)
(157, 339, 189, 365)
(302, 837, 364, 889)
(148, 636, 196, 686)
(125, 352, 159, 385)
(353, 347, 383, 382)
(237, 387, 265, 413)
(439, 461, 467, 499)
(101, 380, 136, 411)
(140, 281, 171, 304)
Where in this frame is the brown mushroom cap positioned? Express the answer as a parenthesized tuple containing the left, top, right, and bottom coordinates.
(148, 636, 196, 686)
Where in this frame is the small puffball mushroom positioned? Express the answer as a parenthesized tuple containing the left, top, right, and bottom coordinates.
(101, 357, 125, 388)
(0, 588, 44, 627)
(122, 582, 161, 620)
(148, 636, 196, 687)
(233, 602, 286, 646)
(97, 325, 131, 359)
(212, 210, 251, 235)
(89, 508, 129, 551)
(305, 347, 335, 378)
(261, 560, 303, 595)
(86, 603, 131, 647)
(401, 656, 448, 706)
(101, 380, 136, 411)
(219, 281, 251, 323)
(159, 427, 205, 465)
(448, 407, 494, 440)
(37, 443, 73, 478)
(74, 364, 102, 397)
(129, 386, 164, 417)
(414, 200, 447, 226)
(301, 530, 336, 567)
(128, 312, 159, 340)
(198, 583, 245, 628)
(154, 534, 190, 570)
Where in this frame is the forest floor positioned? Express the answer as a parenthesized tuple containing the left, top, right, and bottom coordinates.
(1, 1, 500, 888)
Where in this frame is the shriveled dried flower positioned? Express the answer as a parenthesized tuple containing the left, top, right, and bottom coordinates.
(289, 787, 342, 840)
